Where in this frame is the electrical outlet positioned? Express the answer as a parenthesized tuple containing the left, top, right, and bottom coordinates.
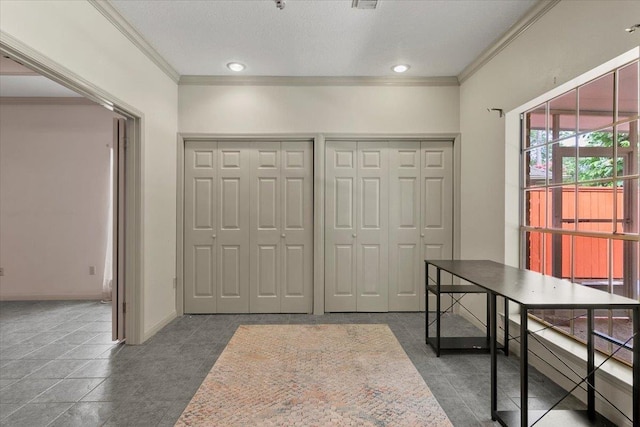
(89, 266, 96, 275)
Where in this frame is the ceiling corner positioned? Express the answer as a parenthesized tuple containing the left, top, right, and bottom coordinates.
(88, 0, 181, 84)
(457, 0, 561, 84)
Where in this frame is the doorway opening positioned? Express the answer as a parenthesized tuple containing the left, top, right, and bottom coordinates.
(0, 40, 143, 343)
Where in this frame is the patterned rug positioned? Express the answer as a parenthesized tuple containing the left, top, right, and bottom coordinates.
(176, 324, 452, 426)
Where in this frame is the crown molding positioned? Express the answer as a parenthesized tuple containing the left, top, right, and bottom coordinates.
(0, 96, 97, 105)
(179, 75, 459, 87)
(88, 0, 180, 84)
(457, 0, 560, 84)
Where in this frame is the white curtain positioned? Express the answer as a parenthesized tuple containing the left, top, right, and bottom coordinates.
(101, 147, 114, 302)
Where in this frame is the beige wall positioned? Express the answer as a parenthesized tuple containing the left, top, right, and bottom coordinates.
(459, 1, 639, 424)
(179, 85, 459, 134)
(459, 0, 640, 263)
(0, 101, 115, 299)
(0, 0, 179, 339)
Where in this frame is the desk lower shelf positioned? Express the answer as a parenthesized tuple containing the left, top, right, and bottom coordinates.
(426, 336, 490, 353)
(494, 409, 615, 427)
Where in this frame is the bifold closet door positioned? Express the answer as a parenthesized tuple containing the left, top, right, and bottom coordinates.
(325, 141, 388, 312)
(216, 142, 251, 313)
(389, 142, 422, 311)
(356, 142, 388, 312)
(249, 141, 313, 313)
(184, 141, 218, 313)
(325, 142, 357, 312)
(420, 141, 453, 311)
(184, 141, 250, 314)
(388, 141, 453, 311)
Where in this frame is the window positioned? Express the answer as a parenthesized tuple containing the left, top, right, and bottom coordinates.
(521, 60, 639, 365)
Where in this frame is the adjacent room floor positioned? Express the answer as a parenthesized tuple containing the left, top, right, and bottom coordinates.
(0, 301, 583, 426)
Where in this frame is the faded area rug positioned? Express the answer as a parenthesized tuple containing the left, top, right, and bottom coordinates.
(176, 324, 452, 426)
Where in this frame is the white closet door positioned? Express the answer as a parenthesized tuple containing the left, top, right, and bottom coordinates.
(389, 141, 421, 311)
(217, 142, 250, 313)
(280, 141, 313, 313)
(184, 141, 218, 313)
(325, 141, 357, 312)
(356, 142, 388, 312)
(250, 142, 281, 313)
(420, 140, 453, 311)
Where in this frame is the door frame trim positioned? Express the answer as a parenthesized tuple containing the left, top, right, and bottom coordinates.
(176, 133, 319, 316)
(0, 31, 145, 344)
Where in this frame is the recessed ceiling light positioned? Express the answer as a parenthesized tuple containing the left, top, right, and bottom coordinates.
(392, 64, 410, 73)
(227, 62, 245, 72)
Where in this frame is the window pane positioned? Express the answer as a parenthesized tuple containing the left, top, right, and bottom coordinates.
(525, 103, 547, 148)
(579, 73, 614, 133)
(616, 121, 638, 177)
(549, 90, 577, 141)
(524, 189, 546, 228)
(577, 185, 614, 233)
(524, 146, 548, 187)
(615, 178, 639, 234)
(539, 233, 572, 332)
(618, 61, 639, 122)
(544, 232, 571, 278)
(524, 231, 544, 273)
(577, 128, 615, 183)
(612, 240, 638, 299)
(548, 142, 576, 183)
(549, 185, 576, 231)
(573, 236, 609, 287)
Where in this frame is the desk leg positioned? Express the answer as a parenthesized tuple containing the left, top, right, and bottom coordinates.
(587, 309, 595, 421)
(425, 263, 429, 345)
(633, 307, 639, 427)
(521, 308, 528, 427)
(504, 299, 509, 356)
(490, 293, 497, 420)
(436, 268, 441, 357)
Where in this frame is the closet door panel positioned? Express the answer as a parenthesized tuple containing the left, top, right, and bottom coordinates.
(356, 142, 388, 312)
(325, 142, 357, 312)
(280, 141, 313, 313)
(217, 142, 250, 313)
(184, 141, 218, 313)
(250, 142, 281, 313)
(420, 141, 454, 311)
(389, 141, 421, 311)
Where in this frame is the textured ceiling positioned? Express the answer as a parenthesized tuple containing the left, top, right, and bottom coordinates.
(110, 0, 537, 77)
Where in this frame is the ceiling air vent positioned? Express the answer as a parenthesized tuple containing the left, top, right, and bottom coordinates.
(352, 0, 378, 9)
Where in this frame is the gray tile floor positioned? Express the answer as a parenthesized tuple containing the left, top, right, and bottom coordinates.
(0, 301, 583, 426)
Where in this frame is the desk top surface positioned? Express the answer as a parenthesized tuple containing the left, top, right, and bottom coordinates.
(426, 260, 640, 308)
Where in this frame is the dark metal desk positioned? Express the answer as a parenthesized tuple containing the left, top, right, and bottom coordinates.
(426, 259, 640, 427)
(425, 262, 508, 357)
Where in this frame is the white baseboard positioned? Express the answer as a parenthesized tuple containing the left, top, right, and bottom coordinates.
(142, 310, 177, 343)
(0, 293, 102, 301)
